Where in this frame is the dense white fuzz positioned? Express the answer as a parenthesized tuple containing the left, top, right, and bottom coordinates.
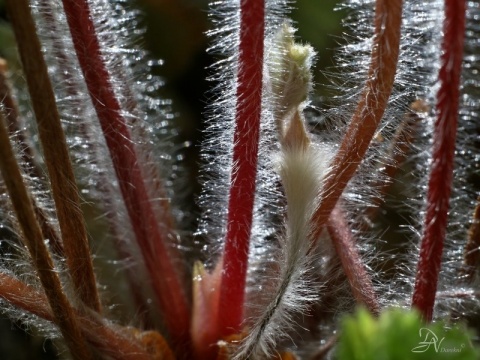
(196, 0, 241, 258)
(279, 136, 323, 257)
(198, 0, 289, 271)
(234, 25, 327, 358)
(236, 131, 327, 359)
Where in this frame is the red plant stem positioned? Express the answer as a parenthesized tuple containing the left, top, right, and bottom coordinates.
(60, 0, 190, 346)
(310, 0, 402, 240)
(327, 206, 379, 315)
(411, 0, 466, 322)
(217, 0, 265, 337)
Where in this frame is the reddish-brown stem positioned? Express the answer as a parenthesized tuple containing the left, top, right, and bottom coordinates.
(217, 0, 265, 337)
(60, 0, 190, 346)
(6, 0, 101, 313)
(0, 272, 53, 321)
(0, 59, 64, 256)
(0, 59, 41, 180)
(327, 206, 379, 315)
(310, 335, 338, 360)
(362, 100, 426, 228)
(0, 272, 165, 360)
(36, 0, 151, 325)
(0, 109, 91, 359)
(411, 0, 466, 322)
(310, 0, 402, 240)
(463, 197, 480, 279)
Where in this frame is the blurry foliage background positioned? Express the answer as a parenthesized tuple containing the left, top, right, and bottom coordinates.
(0, 0, 342, 358)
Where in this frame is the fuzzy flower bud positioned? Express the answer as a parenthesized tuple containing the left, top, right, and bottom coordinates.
(269, 23, 315, 133)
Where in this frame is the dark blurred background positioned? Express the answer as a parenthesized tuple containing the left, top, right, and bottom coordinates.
(0, 0, 343, 358)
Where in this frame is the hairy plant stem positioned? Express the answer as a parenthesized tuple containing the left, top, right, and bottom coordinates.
(0, 272, 167, 360)
(0, 59, 41, 180)
(362, 100, 426, 228)
(6, 0, 101, 313)
(310, 0, 402, 240)
(0, 110, 91, 360)
(36, 0, 152, 325)
(327, 206, 379, 315)
(60, 0, 190, 347)
(0, 59, 64, 256)
(0, 272, 53, 321)
(464, 197, 480, 279)
(412, 0, 466, 322)
(217, 0, 265, 337)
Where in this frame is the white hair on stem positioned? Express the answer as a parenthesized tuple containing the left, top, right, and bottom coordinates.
(233, 24, 329, 359)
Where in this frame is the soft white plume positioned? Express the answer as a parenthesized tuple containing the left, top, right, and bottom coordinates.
(234, 25, 328, 359)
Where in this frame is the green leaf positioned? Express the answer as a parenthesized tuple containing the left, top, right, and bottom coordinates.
(337, 308, 479, 360)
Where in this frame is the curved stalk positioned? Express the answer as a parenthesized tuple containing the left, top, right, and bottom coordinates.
(327, 206, 379, 314)
(310, 0, 403, 240)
